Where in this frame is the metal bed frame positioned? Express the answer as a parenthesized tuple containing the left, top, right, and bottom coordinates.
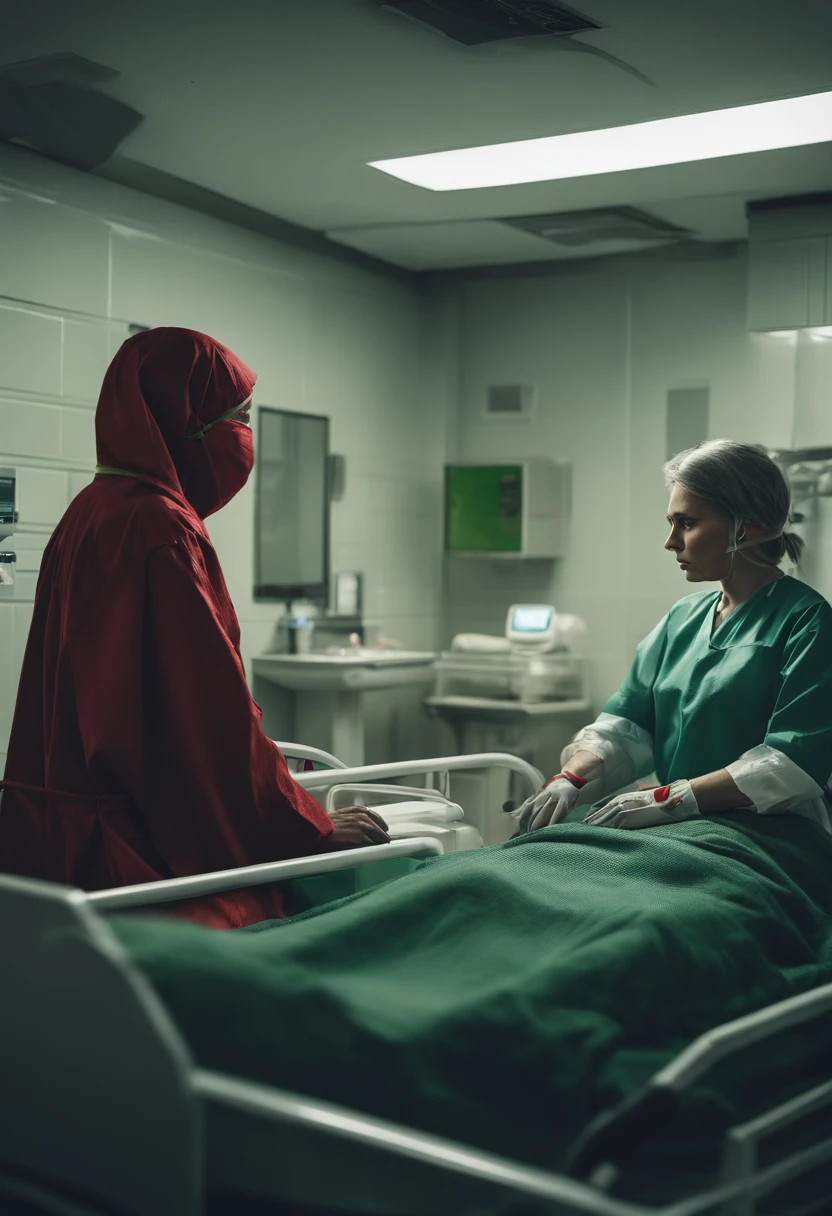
(1, 746, 831, 1216)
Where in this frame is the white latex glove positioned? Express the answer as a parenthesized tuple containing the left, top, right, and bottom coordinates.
(512, 772, 586, 832)
(582, 780, 699, 829)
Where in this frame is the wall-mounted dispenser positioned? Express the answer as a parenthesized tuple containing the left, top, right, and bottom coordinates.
(0, 467, 17, 588)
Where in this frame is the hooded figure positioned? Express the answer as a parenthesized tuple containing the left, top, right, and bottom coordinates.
(0, 327, 336, 928)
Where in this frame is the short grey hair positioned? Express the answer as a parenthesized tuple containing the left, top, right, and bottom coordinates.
(663, 439, 804, 568)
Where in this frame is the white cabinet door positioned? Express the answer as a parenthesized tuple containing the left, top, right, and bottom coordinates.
(747, 237, 827, 331)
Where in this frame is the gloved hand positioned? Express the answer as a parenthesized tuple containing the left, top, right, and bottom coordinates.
(582, 780, 699, 829)
(510, 771, 587, 832)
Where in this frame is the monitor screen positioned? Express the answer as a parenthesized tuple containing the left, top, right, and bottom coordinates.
(512, 606, 553, 633)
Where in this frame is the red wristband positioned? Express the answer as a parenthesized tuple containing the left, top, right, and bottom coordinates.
(546, 770, 587, 790)
(563, 770, 587, 789)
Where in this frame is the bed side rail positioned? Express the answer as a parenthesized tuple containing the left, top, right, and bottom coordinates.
(272, 741, 350, 770)
(295, 751, 544, 802)
(86, 837, 443, 911)
(194, 1067, 645, 1216)
(564, 980, 832, 1206)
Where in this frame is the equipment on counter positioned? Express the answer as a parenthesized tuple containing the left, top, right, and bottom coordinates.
(286, 614, 315, 655)
(433, 605, 586, 703)
(0, 467, 18, 588)
(433, 650, 583, 702)
(427, 606, 590, 842)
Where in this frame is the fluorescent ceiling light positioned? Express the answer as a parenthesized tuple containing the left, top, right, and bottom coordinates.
(369, 91, 832, 191)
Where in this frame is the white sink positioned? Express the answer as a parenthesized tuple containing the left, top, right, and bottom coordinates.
(252, 650, 437, 692)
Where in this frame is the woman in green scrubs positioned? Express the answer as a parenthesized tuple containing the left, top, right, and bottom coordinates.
(515, 439, 832, 834)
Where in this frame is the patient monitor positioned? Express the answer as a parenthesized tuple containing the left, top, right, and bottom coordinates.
(505, 604, 557, 652)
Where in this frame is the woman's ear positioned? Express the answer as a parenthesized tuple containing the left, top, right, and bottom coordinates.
(743, 522, 766, 542)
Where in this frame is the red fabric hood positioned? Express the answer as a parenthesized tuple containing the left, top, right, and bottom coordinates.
(95, 327, 256, 518)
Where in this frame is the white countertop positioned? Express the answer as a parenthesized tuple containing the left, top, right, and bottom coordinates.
(254, 650, 436, 668)
(425, 695, 591, 715)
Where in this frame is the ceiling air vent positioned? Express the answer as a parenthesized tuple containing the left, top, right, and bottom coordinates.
(377, 1, 601, 46)
(485, 385, 536, 420)
(505, 207, 696, 248)
(0, 53, 142, 171)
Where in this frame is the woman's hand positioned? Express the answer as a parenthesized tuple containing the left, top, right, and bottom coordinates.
(511, 772, 585, 832)
(582, 780, 699, 829)
(319, 806, 390, 851)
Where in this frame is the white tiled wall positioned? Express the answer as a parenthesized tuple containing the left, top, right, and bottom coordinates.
(0, 143, 448, 772)
(0, 182, 111, 315)
(0, 304, 63, 397)
(445, 250, 802, 713)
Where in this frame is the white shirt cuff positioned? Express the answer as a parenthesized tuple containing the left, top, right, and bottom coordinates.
(726, 744, 826, 815)
(561, 713, 655, 797)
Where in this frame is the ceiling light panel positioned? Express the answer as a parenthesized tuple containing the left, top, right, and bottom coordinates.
(369, 91, 832, 191)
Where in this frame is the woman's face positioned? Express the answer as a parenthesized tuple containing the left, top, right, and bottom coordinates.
(664, 484, 733, 582)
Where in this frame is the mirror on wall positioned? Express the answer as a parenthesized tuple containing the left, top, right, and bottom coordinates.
(255, 407, 329, 602)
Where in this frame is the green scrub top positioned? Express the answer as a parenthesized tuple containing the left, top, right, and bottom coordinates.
(603, 575, 832, 791)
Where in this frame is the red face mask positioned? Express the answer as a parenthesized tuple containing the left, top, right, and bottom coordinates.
(179, 413, 255, 520)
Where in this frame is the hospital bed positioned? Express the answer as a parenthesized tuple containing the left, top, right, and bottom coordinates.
(1, 746, 831, 1216)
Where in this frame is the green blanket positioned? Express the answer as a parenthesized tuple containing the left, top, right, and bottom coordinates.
(111, 814, 832, 1197)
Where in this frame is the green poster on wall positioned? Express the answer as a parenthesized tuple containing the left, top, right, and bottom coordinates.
(445, 465, 523, 552)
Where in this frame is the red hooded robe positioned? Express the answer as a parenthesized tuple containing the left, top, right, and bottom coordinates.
(0, 327, 333, 928)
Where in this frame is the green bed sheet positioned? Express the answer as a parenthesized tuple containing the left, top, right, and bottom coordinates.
(111, 813, 832, 1199)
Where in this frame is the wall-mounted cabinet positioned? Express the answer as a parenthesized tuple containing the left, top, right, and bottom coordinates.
(444, 460, 570, 559)
(747, 237, 829, 331)
(746, 198, 832, 332)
